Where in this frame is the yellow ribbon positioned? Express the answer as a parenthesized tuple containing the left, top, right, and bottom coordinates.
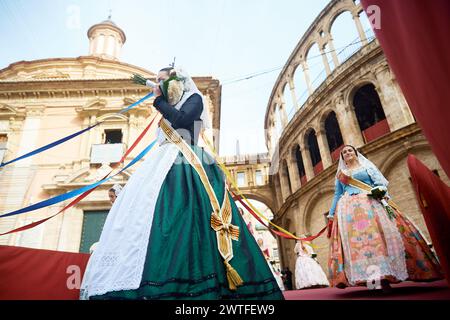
(201, 133, 308, 241)
(345, 174, 401, 211)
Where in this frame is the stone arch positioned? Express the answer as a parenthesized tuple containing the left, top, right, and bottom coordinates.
(292, 61, 308, 107)
(236, 192, 276, 216)
(318, 107, 337, 131)
(301, 186, 335, 268)
(376, 142, 446, 243)
(305, 128, 321, 168)
(292, 143, 306, 185)
(323, 110, 344, 161)
(349, 82, 389, 142)
(327, 8, 355, 34)
(344, 74, 378, 101)
(379, 141, 431, 177)
(304, 42, 326, 92)
(328, 9, 362, 64)
(302, 186, 335, 232)
(302, 41, 319, 64)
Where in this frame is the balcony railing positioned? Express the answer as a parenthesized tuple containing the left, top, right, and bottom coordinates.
(362, 119, 390, 143)
(300, 175, 307, 186)
(313, 161, 323, 175)
(331, 144, 345, 162)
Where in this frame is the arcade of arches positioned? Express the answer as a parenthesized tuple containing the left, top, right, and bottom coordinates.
(225, 0, 450, 283)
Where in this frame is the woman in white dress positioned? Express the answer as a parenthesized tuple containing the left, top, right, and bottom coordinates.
(294, 240, 329, 289)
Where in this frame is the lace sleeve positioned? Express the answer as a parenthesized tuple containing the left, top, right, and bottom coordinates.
(367, 166, 388, 187)
(328, 179, 344, 218)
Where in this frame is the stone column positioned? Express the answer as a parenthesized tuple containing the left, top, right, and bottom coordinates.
(374, 65, 415, 131)
(316, 128, 332, 169)
(327, 37, 340, 68)
(319, 46, 332, 76)
(288, 75, 299, 111)
(286, 151, 300, 192)
(301, 61, 314, 95)
(279, 161, 291, 201)
(277, 97, 288, 127)
(352, 13, 368, 45)
(247, 167, 254, 187)
(273, 174, 284, 210)
(270, 120, 277, 155)
(299, 141, 314, 180)
(334, 94, 365, 148)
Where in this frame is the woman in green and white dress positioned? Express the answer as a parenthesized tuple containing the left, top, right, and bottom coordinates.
(79, 67, 283, 300)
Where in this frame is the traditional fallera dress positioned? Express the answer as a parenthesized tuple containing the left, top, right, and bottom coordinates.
(294, 242, 329, 289)
(79, 69, 283, 300)
(327, 156, 444, 288)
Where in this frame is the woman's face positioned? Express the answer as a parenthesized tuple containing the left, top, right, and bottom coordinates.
(157, 70, 170, 82)
(109, 190, 117, 204)
(341, 146, 357, 163)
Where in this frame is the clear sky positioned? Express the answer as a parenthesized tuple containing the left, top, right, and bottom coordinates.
(0, 0, 373, 156)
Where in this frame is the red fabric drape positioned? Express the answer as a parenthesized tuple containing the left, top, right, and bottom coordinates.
(0, 245, 90, 300)
(407, 155, 450, 284)
(361, 0, 450, 177)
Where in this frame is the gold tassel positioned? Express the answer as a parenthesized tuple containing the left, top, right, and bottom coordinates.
(224, 260, 243, 291)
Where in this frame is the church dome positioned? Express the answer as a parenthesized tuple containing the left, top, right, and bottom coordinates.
(87, 17, 126, 61)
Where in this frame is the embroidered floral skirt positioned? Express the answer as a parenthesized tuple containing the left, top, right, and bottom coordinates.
(328, 193, 444, 288)
(90, 146, 283, 300)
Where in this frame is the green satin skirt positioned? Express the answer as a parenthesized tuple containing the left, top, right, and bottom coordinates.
(91, 145, 283, 300)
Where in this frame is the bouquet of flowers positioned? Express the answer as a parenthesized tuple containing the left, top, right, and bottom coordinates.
(368, 186, 396, 220)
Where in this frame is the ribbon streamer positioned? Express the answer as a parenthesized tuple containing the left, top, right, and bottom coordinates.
(0, 139, 157, 219)
(0, 92, 154, 168)
(201, 133, 327, 242)
(0, 139, 157, 236)
(0, 123, 100, 168)
(0, 114, 159, 222)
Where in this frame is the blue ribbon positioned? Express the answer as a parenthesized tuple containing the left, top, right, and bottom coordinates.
(118, 92, 154, 114)
(0, 92, 154, 168)
(0, 123, 101, 168)
(0, 139, 158, 218)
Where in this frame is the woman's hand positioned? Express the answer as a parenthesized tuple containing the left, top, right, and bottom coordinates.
(153, 84, 162, 97)
(326, 217, 333, 238)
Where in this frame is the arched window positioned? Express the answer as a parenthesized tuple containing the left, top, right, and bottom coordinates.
(305, 43, 326, 92)
(307, 130, 322, 175)
(294, 145, 306, 185)
(329, 11, 361, 64)
(324, 112, 344, 162)
(293, 64, 308, 107)
(353, 83, 390, 142)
